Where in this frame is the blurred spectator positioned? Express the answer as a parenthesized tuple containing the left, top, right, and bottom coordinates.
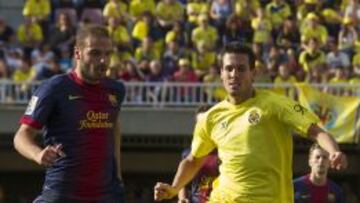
(165, 22, 187, 47)
(48, 12, 76, 55)
(107, 17, 132, 51)
(343, 0, 360, 30)
(273, 62, 297, 97)
(287, 48, 302, 77)
(146, 60, 165, 82)
(209, 0, 232, 39)
(129, 0, 156, 21)
(185, 0, 209, 36)
(223, 14, 253, 45)
(251, 8, 273, 46)
(234, 0, 260, 22)
(297, 0, 320, 23)
(58, 48, 73, 72)
(329, 68, 349, 84)
(4, 48, 23, 73)
(135, 37, 161, 62)
(265, 0, 291, 31)
(172, 58, 198, 82)
(22, 0, 51, 22)
(102, 0, 129, 22)
(254, 61, 272, 83)
(162, 41, 186, 78)
(16, 17, 44, 57)
(305, 63, 329, 84)
(155, 0, 184, 32)
(119, 60, 143, 81)
(191, 14, 218, 50)
(190, 41, 216, 79)
(31, 43, 55, 72)
(300, 12, 328, 47)
(326, 39, 350, 72)
(321, 8, 342, 38)
(34, 57, 64, 81)
(276, 18, 301, 50)
(12, 57, 36, 82)
(299, 37, 326, 72)
(131, 11, 163, 48)
(338, 17, 358, 56)
(138, 59, 151, 78)
(0, 18, 15, 45)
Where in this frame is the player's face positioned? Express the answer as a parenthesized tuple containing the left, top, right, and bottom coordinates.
(221, 53, 254, 98)
(76, 36, 113, 83)
(309, 148, 330, 176)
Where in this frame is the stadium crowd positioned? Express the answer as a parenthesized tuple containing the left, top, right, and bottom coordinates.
(2, 0, 360, 93)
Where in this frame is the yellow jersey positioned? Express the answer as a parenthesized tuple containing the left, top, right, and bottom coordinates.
(191, 89, 319, 203)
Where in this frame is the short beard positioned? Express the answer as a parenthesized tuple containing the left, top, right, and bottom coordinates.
(80, 63, 98, 84)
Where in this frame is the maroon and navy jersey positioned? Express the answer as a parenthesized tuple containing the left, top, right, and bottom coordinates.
(20, 71, 126, 200)
(293, 174, 345, 203)
(182, 149, 219, 203)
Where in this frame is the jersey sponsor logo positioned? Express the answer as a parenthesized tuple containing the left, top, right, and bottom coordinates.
(108, 94, 118, 107)
(25, 96, 39, 115)
(68, 95, 83, 100)
(248, 109, 261, 125)
(293, 104, 307, 115)
(78, 110, 114, 130)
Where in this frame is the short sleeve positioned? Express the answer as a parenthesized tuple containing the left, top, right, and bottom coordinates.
(20, 80, 56, 129)
(275, 95, 320, 138)
(191, 115, 216, 158)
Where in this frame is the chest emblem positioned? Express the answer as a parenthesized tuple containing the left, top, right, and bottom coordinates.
(248, 109, 261, 125)
(108, 94, 118, 107)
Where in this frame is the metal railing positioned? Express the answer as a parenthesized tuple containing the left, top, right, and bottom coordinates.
(1, 80, 360, 106)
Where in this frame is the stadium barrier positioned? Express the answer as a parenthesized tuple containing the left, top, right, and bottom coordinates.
(1, 80, 360, 106)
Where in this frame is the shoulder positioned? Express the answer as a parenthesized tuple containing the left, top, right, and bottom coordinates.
(36, 73, 69, 93)
(293, 175, 308, 189)
(102, 79, 126, 92)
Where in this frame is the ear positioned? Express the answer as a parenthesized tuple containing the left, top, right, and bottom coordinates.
(74, 46, 81, 60)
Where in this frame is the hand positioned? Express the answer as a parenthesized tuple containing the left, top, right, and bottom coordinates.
(34, 144, 66, 167)
(154, 182, 178, 201)
(178, 198, 190, 203)
(329, 151, 348, 170)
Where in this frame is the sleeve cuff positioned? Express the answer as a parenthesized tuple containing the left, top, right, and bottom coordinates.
(20, 116, 43, 129)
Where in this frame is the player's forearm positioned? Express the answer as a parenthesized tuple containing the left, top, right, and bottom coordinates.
(13, 126, 42, 162)
(172, 156, 205, 192)
(315, 132, 340, 154)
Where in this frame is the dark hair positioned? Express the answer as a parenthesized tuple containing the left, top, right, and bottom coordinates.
(76, 24, 110, 48)
(221, 41, 256, 70)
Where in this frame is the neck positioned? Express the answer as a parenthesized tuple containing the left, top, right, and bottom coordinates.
(309, 172, 327, 186)
(74, 66, 99, 85)
(228, 88, 254, 105)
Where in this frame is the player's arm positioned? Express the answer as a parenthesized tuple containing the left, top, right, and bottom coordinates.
(178, 187, 189, 203)
(114, 117, 123, 181)
(154, 154, 207, 201)
(307, 124, 348, 170)
(14, 124, 65, 167)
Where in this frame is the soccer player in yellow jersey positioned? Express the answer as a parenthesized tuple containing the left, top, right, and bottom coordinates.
(154, 41, 348, 203)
